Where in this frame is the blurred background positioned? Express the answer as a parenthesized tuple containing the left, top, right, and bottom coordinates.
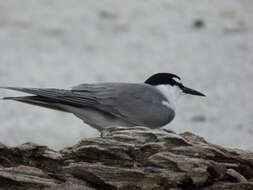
(0, 0, 252, 150)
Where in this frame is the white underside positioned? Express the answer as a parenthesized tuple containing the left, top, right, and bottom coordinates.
(61, 105, 134, 131)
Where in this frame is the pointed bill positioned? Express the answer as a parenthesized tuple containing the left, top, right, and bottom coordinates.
(181, 86, 206, 97)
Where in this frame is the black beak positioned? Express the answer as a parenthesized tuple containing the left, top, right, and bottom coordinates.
(181, 86, 206, 97)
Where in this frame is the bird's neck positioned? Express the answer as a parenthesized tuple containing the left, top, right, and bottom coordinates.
(156, 85, 182, 110)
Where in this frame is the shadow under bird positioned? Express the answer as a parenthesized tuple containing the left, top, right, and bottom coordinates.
(1, 73, 205, 131)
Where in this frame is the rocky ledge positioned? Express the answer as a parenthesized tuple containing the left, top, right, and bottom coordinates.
(0, 127, 253, 190)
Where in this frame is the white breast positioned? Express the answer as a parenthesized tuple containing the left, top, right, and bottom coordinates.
(156, 85, 183, 111)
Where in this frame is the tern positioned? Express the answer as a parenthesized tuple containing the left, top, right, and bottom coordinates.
(1, 73, 205, 131)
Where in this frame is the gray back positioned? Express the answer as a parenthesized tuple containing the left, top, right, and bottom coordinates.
(72, 83, 175, 127)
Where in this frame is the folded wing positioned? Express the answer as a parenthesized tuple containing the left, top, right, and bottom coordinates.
(1, 83, 174, 127)
(72, 83, 174, 127)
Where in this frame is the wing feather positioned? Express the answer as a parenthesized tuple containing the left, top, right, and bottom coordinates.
(72, 83, 174, 127)
(1, 83, 174, 127)
(0, 86, 97, 107)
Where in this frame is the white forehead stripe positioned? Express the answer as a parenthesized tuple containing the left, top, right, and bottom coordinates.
(173, 77, 181, 83)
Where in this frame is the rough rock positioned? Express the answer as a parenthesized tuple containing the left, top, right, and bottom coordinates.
(0, 127, 253, 190)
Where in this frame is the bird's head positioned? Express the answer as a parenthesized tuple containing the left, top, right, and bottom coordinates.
(145, 73, 205, 99)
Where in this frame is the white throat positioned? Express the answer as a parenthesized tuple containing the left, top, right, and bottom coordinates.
(156, 84, 183, 110)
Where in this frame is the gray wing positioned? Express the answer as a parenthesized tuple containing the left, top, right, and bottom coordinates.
(1, 83, 174, 127)
(72, 83, 175, 127)
(1, 86, 97, 107)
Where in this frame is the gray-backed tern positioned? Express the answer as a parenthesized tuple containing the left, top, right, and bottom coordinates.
(1, 73, 205, 131)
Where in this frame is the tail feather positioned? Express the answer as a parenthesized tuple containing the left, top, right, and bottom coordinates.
(3, 96, 70, 113)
